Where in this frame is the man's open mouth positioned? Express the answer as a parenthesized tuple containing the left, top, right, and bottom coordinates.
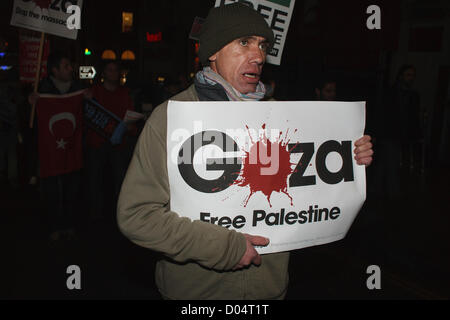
(243, 73, 260, 80)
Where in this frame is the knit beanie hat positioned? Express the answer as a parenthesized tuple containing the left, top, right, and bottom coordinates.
(198, 3, 275, 65)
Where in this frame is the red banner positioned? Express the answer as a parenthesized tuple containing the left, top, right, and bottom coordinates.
(36, 91, 84, 178)
(19, 34, 50, 83)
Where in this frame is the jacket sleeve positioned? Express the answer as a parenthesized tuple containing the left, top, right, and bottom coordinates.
(117, 107, 247, 271)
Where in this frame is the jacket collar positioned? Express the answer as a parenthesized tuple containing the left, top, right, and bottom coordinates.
(193, 76, 229, 102)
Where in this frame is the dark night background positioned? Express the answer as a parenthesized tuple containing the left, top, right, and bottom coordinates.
(0, 0, 449, 300)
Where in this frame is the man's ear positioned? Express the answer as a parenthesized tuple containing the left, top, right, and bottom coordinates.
(208, 53, 217, 63)
(208, 53, 218, 72)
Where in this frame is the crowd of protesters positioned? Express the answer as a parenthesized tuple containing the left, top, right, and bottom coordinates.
(0, 49, 190, 243)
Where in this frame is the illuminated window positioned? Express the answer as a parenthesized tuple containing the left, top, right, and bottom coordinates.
(122, 12, 133, 33)
(121, 50, 136, 60)
(101, 50, 117, 60)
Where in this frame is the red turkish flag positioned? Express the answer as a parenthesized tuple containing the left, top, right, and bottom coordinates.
(36, 90, 84, 178)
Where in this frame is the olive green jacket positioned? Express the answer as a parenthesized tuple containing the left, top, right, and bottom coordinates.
(117, 84, 289, 300)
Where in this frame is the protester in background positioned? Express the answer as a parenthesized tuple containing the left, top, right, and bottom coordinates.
(117, 3, 374, 300)
(85, 60, 136, 222)
(28, 51, 87, 242)
(373, 64, 421, 199)
(315, 75, 337, 101)
(388, 65, 422, 171)
(0, 71, 19, 190)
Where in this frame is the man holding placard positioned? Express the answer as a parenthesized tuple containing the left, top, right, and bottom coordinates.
(118, 3, 373, 300)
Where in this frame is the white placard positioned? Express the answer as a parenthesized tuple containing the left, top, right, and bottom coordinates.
(11, 0, 83, 40)
(167, 100, 366, 254)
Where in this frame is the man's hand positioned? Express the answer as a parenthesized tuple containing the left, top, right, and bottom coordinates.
(354, 135, 374, 167)
(28, 92, 39, 106)
(233, 234, 269, 270)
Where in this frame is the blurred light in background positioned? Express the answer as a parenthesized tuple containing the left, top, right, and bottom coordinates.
(122, 12, 133, 33)
(101, 50, 117, 60)
(121, 50, 136, 60)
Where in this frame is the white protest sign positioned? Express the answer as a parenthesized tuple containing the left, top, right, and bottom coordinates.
(214, 0, 296, 65)
(167, 101, 366, 254)
(10, 0, 83, 40)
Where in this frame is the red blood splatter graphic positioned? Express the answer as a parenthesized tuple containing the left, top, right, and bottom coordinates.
(233, 124, 297, 207)
(32, 0, 52, 10)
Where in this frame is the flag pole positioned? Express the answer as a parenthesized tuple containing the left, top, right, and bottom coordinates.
(29, 31, 45, 129)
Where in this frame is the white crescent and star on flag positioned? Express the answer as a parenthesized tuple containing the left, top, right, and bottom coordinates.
(48, 112, 76, 150)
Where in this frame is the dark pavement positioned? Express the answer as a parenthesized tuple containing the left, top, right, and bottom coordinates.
(1, 166, 449, 300)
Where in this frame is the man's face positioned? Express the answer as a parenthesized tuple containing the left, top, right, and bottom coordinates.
(53, 58, 73, 82)
(209, 36, 269, 94)
(103, 63, 120, 83)
(316, 82, 337, 101)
